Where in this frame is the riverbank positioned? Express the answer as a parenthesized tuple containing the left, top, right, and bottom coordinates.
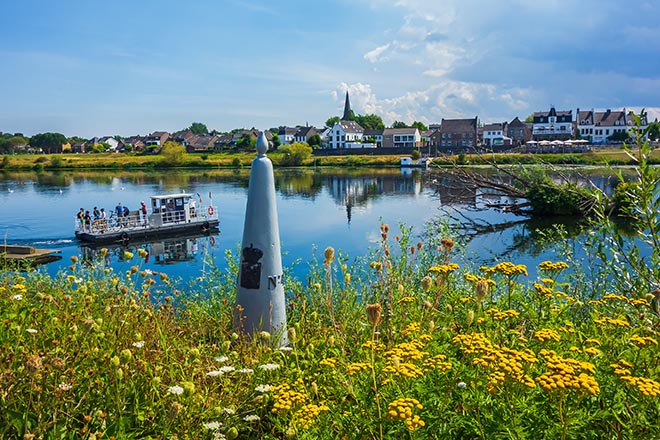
(2, 221, 659, 439)
(1, 147, 658, 171)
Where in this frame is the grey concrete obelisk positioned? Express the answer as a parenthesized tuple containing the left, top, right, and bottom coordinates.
(234, 132, 288, 345)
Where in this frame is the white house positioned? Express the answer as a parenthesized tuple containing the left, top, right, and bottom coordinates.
(327, 121, 365, 149)
(532, 107, 573, 140)
(278, 127, 298, 145)
(576, 108, 645, 144)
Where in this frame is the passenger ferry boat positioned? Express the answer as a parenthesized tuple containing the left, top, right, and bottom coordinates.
(75, 193, 219, 243)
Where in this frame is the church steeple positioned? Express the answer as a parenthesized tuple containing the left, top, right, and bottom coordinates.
(342, 90, 352, 121)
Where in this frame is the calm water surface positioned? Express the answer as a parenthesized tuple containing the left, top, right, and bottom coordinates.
(0, 167, 620, 284)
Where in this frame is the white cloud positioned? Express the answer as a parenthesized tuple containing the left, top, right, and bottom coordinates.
(364, 43, 391, 63)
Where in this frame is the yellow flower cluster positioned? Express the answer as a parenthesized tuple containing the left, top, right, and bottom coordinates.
(464, 274, 497, 286)
(320, 357, 338, 368)
(401, 322, 421, 338)
(346, 362, 370, 374)
(536, 349, 599, 395)
(361, 340, 385, 351)
(534, 329, 561, 343)
(483, 262, 528, 277)
(585, 338, 601, 345)
(594, 316, 631, 328)
(386, 398, 425, 431)
(428, 263, 460, 275)
(270, 381, 308, 414)
(292, 403, 330, 429)
(12, 283, 28, 294)
(385, 340, 428, 362)
(382, 362, 424, 379)
(538, 261, 569, 272)
(454, 333, 537, 390)
(398, 296, 416, 304)
(485, 308, 519, 321)
(533, 282, 554, 298)
(422, 354, 452, 372)
(630, 334, 658, 347)
(370, 261, 383, 271)
(611, 362, 660, 396)
(602, 293, 650, 307)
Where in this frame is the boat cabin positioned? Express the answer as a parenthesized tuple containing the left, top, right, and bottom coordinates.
(149, 193, 198, 226)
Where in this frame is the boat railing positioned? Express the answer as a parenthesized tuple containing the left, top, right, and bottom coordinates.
(74, 204, 218, 235)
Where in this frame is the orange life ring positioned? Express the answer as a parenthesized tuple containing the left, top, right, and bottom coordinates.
(208, 206, 214, 216)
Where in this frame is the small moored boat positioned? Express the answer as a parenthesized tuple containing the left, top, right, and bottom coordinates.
(75, 193, 219, 243)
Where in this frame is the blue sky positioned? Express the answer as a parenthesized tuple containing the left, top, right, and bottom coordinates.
(1, 0, 659, 138)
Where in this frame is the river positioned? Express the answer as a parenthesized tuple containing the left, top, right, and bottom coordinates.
(0, 166, 623, 284)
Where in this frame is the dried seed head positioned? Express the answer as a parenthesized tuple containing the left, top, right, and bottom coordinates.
(324, 246, 335, 264)
(366, 303, 383, 325)
(441, 237, 455, 251)
(475, 279, 489, 302)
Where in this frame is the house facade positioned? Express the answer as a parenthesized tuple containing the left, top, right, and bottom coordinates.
(382, 128, 421, 149)
(327, 121, 365, 149)
(294, 126, 317, 144)
(363, 129, 383, 147)
(278, 127, 298, 145)
(576, 108, 643, 144)
(434, 117, 479, 152)
(532, 107, 573, 140)
(481, 123, 510, 148)
(506, 117, 530, 145)
(145, 131, 170, 146)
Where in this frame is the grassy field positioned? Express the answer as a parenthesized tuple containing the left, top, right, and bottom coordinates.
(2, 147, 658, 171)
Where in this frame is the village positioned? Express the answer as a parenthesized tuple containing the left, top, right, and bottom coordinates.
(1, 92, 657, 156)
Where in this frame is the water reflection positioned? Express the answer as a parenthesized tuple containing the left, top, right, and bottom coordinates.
(80, 232, 216, 267)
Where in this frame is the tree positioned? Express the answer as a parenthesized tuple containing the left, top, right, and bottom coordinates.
(411, 121, 428, 131)
(392, 121, 408, 128)
(189, 122, 208, 135)
(30, 132, 67, 154)
(308, 133, 322, 148)
(608, 131, 631, 143)
(411, 149, 421, 160)
(160, 141, 187, 166)
(271, 134, 282, 149)
(355, 114, 385, 130)
(279, 142, 312, 166)
(647, 121, 660, 142)
(325, 116, 340, 128)
(524, 114, 534, 123)
(236, 134, 256, 150)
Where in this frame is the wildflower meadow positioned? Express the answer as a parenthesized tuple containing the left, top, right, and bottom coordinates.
(2, 117, 660, 439)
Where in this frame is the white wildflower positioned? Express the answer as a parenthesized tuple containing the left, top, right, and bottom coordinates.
(238, 368, 254, 374)
(167, 385, 184, 395)
(132, 341, 145, 348)
(222, 408, 236, 415)
(203, 421, 222, 430)
(214, 355, 229, 363)
(58, 382, 72, 391)
(278, 346, 293, 352)
(243, 414, 261, 422)
(26, 328, 38, 334)
(12, 294, 23, 300)
(219, 365, 235, 373)
(254, 384, 272, 393)
(207, 370, 222, 377)
(259, 363, 279, 371)
(457, 381, 467, 388)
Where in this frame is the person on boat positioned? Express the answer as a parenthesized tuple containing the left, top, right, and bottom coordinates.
(84, 210, 92, 232)
(115, 202, 123, 219)
(99, 208, 107, 231)
(122, 205, 130, 226)
(140, 201, 148, 225)
(189, 198, 196, 218)
(76, 208, 85, 230)
(93, 206, 100, 220)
